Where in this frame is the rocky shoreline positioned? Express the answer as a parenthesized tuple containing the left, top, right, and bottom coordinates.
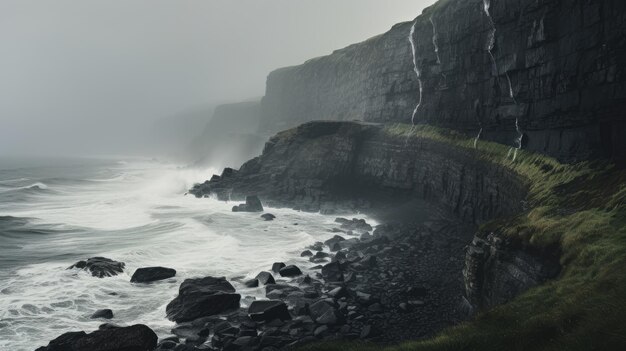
(37, 195, 478, 351)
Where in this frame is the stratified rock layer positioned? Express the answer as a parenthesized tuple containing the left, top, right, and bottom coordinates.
(191, 121, 527, 224)
(260, 0, 626, 165)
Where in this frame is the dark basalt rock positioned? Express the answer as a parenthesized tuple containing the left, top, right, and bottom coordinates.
(248, 300, 291, 322)
(36, 324, 157, 351)
(309, 300, 343, 325)
(254, 271, 276, 285)
(244, 279, 259, 288)
(232, 195, 264, 212)
(67, 257, 125, 278)
(271, 262, 286, 273)
(130, 267, 176, 283)
(261, 213, 276, 221)
(279, 265, 302, 277)
(166, 276, 241, 323)
(321, 262, 343, 282)
(90, 309, 113, 320)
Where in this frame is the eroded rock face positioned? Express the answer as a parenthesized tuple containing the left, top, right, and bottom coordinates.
(260, 0, 626, 165)
(190, 121, 528, 223)
(36, 324, 157, 351)
(67, 257, 125, 278)
(166, 276, 241, 323)
(463, 232, 561, 310)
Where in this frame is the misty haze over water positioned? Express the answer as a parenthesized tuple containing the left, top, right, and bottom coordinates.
(0, 0, 431, 157)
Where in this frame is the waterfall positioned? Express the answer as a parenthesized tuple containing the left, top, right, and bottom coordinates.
(482, 0, 523, 160)
(473, 128, 483, 149)
(409, 20, 423, 125)
(429, 16, 441, 65)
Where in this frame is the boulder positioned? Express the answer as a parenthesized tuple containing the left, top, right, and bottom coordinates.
(254, 271, 276, 285)
(300, 250, 313, 257)
(232, 195, 264, 212)
(130, 267, 176, 283)
(90, 309, 113, 320)
(309, 300, 343, 325)
(244, 279, 259, 288)
(248, 300, 291, 322)
(278, 265, 302, 277)
(321, 262, 343, 282)
(36, 324, 157, 351)
(261, 213, 276, 221)
(271, 262, 286, 273)
(166, 276, 241, 323)
(67, 257, 125, 278)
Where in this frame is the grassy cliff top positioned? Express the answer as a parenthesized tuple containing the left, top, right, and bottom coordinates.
(303, 123, 626, 351)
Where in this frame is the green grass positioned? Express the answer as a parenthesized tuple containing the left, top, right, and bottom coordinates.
(302, 123, 626, 351)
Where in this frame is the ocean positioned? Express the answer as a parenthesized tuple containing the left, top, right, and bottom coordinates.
(0, 157, 369, 350)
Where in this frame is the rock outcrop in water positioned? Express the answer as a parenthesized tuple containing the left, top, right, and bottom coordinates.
(67, 257, 125, 278)
(259, 0, 626, 165)
(131, 266, 176, 283)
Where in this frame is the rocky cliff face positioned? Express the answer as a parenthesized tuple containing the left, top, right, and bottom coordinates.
(463, 231, 560, 310)
(190, 121, 557, 312)
(191, 121, 527, 224)
(260, 0, 626, 165)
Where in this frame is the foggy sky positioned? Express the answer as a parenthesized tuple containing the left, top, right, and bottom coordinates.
(0, 0, 434, 156)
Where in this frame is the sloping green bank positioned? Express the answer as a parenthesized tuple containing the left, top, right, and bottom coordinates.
(302, 124, 626, 351)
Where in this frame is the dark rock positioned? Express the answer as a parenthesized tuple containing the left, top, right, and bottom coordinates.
(90, 309, 113, 320)
(324, 235, 345, 248)
(321, 262, 343, 282)
(309, 300, 342, 325)
(463, 233, 561, 309)
(67, 257, 125, 278)
(166, 276, 241, 323)
(300, 250, 313, 257)
(261, 213, 276, 221)
(271, 262, 286, 273)
(37, 324, 157, 351)
(248, 300, 291, 322)
(131, 267, 176, 283)
(245, 279, 259, 288)
(255, 271, 276, 285)
(232, 195, 264, 212)
(279, 265, 302, 277)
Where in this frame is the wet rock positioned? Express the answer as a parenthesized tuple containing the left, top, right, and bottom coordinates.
(67, 257, 125, 278)
(271, 262, 286, 273)
(321, 262, 343, 282)
(245, 279, 259, 288)
(308, 242, 324, 251)
(166, 276, 241, 323)
(261, 213, 276, 221)
(309, 300, 342, 325)
(90, 309, 113, 320)
(36, 324, 157, 351)
(324, 235, 345, 248)
(279, 265, 302, 277)
(255, 271, 276, 285)
(130, 267, 176, 283)
(232, 195, 264, 212)
(300, 250, 313, 257)
(248, 300, 291, 322)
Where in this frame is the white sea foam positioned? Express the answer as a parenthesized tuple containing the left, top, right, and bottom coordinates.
(0, 160, 372, 350)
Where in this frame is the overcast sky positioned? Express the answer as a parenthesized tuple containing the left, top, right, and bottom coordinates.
(0, 0, 433, 156)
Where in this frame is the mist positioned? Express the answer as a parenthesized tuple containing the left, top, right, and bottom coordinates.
(0, 0, 433, 157)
